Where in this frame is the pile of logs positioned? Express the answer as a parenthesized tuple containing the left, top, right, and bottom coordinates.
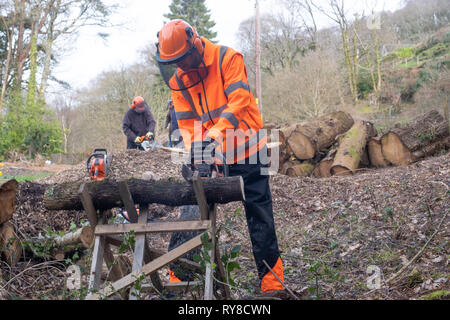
(273, 109, 450, 178)
(0, 179, 95, 266)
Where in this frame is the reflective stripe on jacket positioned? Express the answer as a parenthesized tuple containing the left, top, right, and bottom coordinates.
(170, 38, 265, 164)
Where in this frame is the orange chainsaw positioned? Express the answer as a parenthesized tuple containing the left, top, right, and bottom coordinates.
(86, 148, 113, 181)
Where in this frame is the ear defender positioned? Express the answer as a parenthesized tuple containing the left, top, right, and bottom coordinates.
(186, 27, 203, 54)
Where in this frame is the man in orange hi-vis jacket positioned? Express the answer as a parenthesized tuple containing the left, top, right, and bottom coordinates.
(156, 19, 287, 298)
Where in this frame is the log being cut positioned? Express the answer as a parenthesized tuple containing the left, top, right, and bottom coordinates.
(331, 120, 377, 176)
(381, 110, 449, 166)
(286, 111, 354, 160)
(44, 176, 245, 211)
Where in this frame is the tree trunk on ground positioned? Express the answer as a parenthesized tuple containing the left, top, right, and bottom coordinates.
(0, 221, 22, 266)
(287, 111, 354, 160)
(368, 137, 390, 168)
(313, 149, 337, 178)
(331, 120, 377, 176)
(53, 226, 94, 249)
(279, 158, 301, 175)
(381, 110, 449, 166)
(411, 136, 450, 161)
(0, 180, 19, 224)
(286, 163, 315, 178)
(44, 177, 245, 211)
(277, 125, 296, 166)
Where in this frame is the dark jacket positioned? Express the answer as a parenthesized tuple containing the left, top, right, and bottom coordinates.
(122, 106, 156, 143)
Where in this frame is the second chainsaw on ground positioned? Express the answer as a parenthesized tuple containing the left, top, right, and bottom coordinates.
(86, 148, 113, 181)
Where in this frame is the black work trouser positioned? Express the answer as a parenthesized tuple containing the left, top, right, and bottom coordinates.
(228, 161, 281, 283)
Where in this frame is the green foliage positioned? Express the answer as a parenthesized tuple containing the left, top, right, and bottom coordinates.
(0, 98, 64, 158)
(0, 32, 63, 159)
(357, 71, 375, 99)
(1, 172, 53, 182)
(164, 0, 217, 41)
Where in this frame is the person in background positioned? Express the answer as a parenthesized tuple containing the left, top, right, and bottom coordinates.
(164, 99, 183, 147)
(122, 96, 156, 150)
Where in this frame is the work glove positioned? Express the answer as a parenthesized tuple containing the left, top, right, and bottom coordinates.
(134, 136, 141, 144)
(190, 138, 219, 165)
(146, 132, 155, 141)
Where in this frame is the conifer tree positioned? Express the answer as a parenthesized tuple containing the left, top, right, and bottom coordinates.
(164, 0, 217, 41)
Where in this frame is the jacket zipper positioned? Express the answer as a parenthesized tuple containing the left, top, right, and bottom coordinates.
(198, 93, 214, 124)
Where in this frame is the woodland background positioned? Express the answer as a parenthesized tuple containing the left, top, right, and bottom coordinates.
(0, 0, 449, 162)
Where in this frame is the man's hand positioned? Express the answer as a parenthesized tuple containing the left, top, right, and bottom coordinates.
(146, 132, 155, 141)
(134, 136, 141, 144)
(190, 139, 218, 165)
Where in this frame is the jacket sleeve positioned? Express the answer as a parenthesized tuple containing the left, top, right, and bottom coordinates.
(206, 52, 253, 141)
(146, 108, 156, 134)
(122, 112, 137, 141)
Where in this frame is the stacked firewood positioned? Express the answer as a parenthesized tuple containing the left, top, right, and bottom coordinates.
(271, 109, 450, 178)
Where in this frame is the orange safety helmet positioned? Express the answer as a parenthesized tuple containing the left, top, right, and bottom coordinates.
(156, 19, 207, 91)
(156, 19, 203, 64)
(131, 96, 147, 114)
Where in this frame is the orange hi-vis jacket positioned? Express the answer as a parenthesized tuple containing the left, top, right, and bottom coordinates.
(170, 38, 267, 164)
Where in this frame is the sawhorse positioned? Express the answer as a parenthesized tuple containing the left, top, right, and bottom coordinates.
(80, 171, 231, 300)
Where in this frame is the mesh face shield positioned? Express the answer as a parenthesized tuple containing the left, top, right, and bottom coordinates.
(157, 42, 208, 91)
(134, 101, 148, 114)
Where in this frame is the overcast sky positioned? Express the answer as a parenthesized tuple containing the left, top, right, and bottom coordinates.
(52, 0, 405, 92)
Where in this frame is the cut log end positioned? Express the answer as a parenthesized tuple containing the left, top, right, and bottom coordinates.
(381, 132, 412, 166)
(331, 165, 352, 176)
(368, 138, 389, 168)
(287, 130, 316, 160)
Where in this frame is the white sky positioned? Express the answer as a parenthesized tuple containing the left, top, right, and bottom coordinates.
(52, 0, 405, 92)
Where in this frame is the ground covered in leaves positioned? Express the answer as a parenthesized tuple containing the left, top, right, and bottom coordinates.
(1, 148, 449, 300)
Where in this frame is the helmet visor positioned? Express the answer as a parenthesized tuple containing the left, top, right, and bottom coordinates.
(157, 45, 208, 91)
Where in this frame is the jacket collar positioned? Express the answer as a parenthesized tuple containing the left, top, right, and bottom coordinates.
(200, 37, 216, 67)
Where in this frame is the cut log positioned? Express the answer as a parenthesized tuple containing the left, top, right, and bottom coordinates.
(286, 163, 315, 178)
(54, 226, 94, 249)
(0, 221, 22, 266)
(381, 110, 449, 166)
(44, 176, 245, 211)
(331, 120, 377, 176)
(313, 149, 336, 178)
(411, 136, 450, 161)
(368, 137, 390, 168)
(277, 125, 296, 165)
(0, 179, 18, 224)
(279, 158, 301, 175)
(287, 111, 354, 160)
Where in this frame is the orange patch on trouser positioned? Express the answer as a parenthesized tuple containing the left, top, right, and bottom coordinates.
(260, 257, 284, 292)
(168, 269, 182, 283)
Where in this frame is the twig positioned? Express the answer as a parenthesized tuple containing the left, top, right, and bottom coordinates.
(1, 260, 66, 290)
(385, 208, 449, 285)
(262, 259, 299, 300)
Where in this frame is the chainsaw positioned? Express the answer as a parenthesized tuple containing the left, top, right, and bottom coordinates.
(181, 149, 229, 181)
(136, 136, 162, 151)
(86, 148, 113, 181)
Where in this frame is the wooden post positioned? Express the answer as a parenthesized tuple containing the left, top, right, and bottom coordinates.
(78, 183, 98, 227)
(118, 181, 139, 223)
(129, 206, 148, 300)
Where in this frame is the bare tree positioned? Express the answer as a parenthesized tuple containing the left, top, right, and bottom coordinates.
(313, 0, 360, 103)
